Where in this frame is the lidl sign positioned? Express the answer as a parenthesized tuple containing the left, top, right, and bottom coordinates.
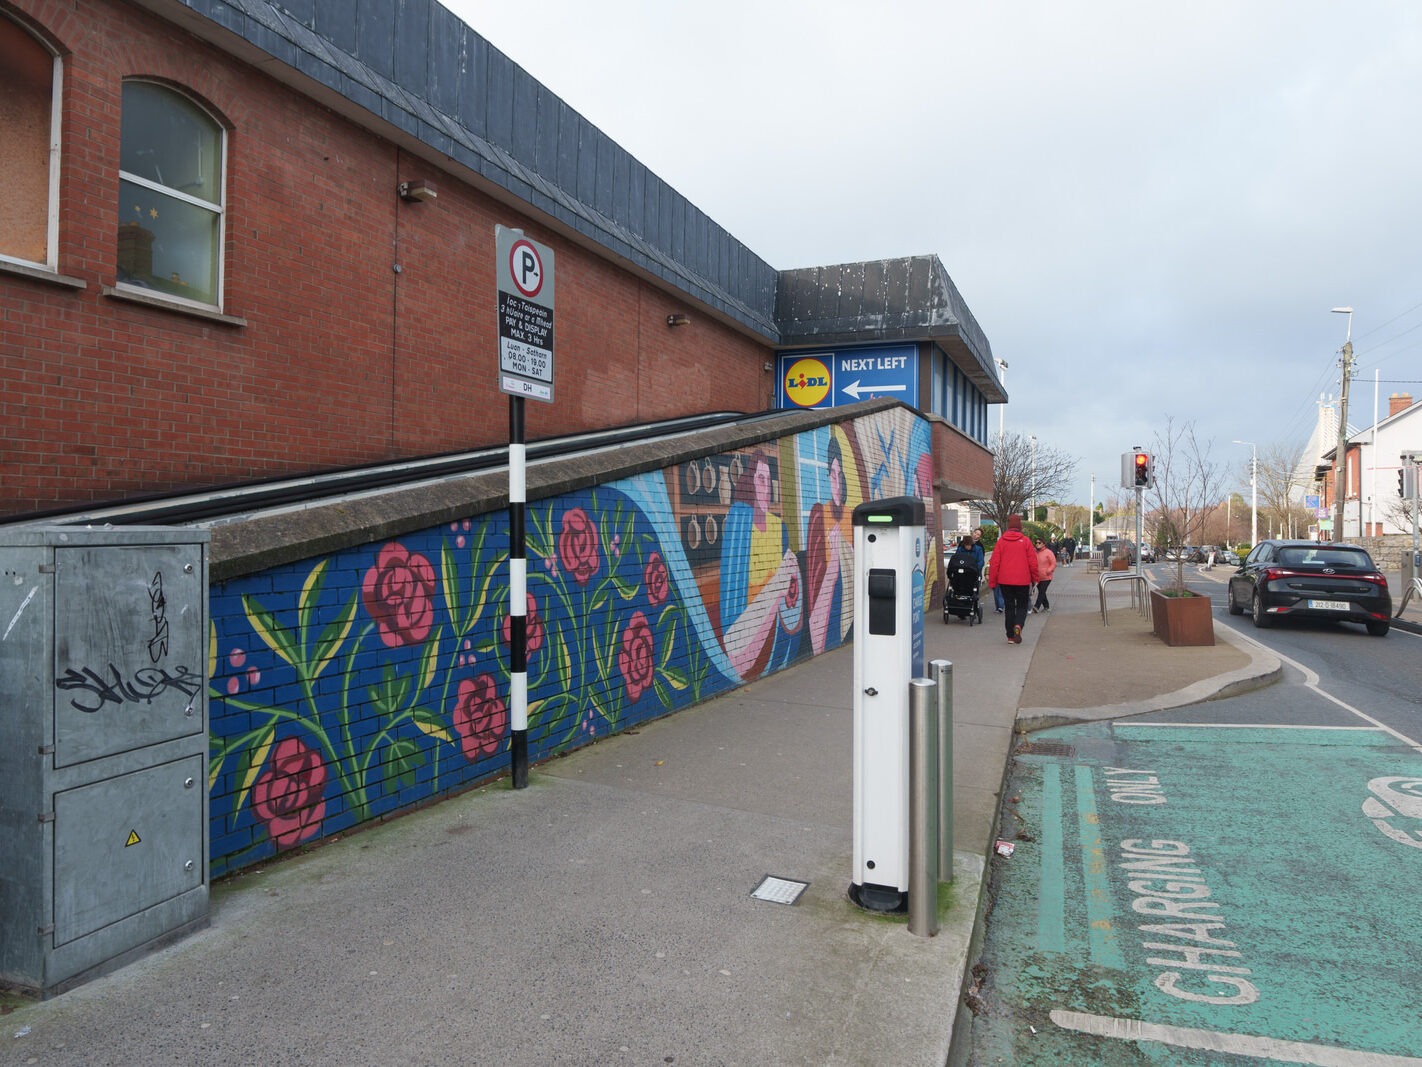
(777, 346, 917, 410)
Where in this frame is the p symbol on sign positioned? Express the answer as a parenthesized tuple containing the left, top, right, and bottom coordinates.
(510, 239, 544, 298)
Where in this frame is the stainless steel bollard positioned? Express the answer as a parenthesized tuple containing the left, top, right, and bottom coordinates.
(931, 659, 954, 883)
(908, 677, 939, 937)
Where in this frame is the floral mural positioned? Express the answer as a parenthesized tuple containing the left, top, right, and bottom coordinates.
(207, 407, 931, 875)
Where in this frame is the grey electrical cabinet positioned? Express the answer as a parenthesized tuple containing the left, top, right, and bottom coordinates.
(0, 526, 210, 996)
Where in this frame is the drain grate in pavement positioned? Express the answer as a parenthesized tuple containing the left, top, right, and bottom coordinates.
(1015, 741, 1076, 758)
(751, 875, 809, 905)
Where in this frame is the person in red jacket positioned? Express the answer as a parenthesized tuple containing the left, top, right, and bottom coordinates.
(988, 514, 1040, 644)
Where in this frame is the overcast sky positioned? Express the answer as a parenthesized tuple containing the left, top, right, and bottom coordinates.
(447, 0, 1422, 506)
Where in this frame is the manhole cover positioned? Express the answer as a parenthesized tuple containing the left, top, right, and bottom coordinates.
(751, 875, 809, 905)
(1015, 741, 1075, 758)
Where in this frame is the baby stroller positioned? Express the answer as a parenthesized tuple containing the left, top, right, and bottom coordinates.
(943, 553, 984, 625)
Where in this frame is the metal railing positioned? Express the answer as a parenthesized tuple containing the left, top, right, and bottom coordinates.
(1099, 568, 1152, 626)
(1397, 576, 1422, 618)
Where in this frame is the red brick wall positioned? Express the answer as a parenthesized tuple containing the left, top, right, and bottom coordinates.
(931, 417, 994, 500)
(1, 0, 773, 517)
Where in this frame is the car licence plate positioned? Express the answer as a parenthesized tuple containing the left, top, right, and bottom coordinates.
(1307, 599, 1350, 611)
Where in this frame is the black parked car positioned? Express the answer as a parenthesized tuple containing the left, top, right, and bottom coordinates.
(1226, 540, 1392, 636)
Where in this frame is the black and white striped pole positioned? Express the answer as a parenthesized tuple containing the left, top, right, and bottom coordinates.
(495, 224, 555, 790)
(508, 396, 529, 789)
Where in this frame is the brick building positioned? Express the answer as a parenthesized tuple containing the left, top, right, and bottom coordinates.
(1, 0, 1001, 521)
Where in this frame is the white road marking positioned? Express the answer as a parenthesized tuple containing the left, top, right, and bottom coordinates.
(1051, 1009, 1422, 1065)
(1224, 627, 1422, 755)
(1127, 722, 1381, 731)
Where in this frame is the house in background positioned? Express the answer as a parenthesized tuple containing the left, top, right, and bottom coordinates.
(1319, 392, 1421, 539)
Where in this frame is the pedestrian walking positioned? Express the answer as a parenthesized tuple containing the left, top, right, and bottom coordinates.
(1033, 537, 1057, 613)
(988, 514, 1040, 644)
(1064, 535, 1077, 565)
(973, 526, 1001, 614)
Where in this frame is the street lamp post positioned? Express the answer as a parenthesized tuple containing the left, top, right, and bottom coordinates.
(1089, 472, 1095, 552)
(1029, 434, 1037, 521)
(995, 359, 1009, 452)
(1331, 306, 1354, 542)
(1233, 440, 1257, 549)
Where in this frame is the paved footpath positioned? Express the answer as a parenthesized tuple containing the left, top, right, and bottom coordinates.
(0, 564, 1277, 1067)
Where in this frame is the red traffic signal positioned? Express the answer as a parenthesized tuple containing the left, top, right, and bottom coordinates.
(1133, 452, 1154, 488)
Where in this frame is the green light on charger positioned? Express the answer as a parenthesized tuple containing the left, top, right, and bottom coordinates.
(866, 515, 894, 523)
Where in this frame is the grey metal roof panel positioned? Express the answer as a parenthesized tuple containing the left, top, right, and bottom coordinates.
(510, 67, 537, 165)
(426, 9, 461, 114)
(776, 257, 1002, 401)
(595, 129, 615, 220)
(357, 0, 396, 79)
(315, 0, 355, 53)
(278, 0, 314, 23)
(484, 47, 515, 152)
(393, 0, 430, 92)
(453, 33, 486, 140)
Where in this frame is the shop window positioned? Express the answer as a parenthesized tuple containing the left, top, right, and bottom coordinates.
(117, 81, 224, 307)
(0, 16, 60, 268)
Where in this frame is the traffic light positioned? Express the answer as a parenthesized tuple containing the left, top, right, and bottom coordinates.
(1132, 451, 1154, 488)
(1401, 464, 1418, 500)
(1120, 450, 1155, 489)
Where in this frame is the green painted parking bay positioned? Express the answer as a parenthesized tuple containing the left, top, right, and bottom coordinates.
(985, 721, 1422, 1063)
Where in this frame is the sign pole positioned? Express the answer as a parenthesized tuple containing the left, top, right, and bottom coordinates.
(1411, 456, 1421, 582)
(509, 396, 528, 789)
(495, 224, 554, 791)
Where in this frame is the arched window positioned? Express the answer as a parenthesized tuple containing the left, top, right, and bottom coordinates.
(117, 81, 225, 308)
(0, 16, 60, 269)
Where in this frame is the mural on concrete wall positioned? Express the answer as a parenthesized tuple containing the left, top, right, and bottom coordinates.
(207, 408, 932, 875)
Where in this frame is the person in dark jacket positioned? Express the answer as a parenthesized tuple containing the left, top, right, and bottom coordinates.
(973, 526, 1000, 613)
(988, 514, 1040, 644)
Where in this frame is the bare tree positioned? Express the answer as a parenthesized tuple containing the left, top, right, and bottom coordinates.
(1254, 440, 1311, 540)
(1146, 417, 1223, 589)
(1054, 502, 1092, 540)
(1384, 496, 1418, 534)
(967, 431, 1079, 528)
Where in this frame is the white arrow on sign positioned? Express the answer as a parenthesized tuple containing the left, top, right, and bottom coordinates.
(842, 379, 907, 400)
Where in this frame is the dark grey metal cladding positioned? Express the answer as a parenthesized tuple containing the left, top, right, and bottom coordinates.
(775, 257, 1004, 402)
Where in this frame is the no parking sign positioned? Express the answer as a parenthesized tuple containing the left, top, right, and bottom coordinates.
(495, 226, 555, 403)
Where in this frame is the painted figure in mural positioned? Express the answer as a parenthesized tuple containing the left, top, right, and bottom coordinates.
(719, 449, 804, 679)
(806, 434, 852, 654)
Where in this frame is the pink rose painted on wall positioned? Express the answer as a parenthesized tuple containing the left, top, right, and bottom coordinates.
(251, 737, 327, 848)
(618, 611, 656, 704)
(644, 553, 669, 606)
(452, 674, 508, 762)
(500, 593, 545, 652)
(558, 507, 601, 585)
(362, 542, 436, 648)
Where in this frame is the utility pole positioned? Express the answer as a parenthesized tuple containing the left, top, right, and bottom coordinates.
(1331, 307, 1354, 542)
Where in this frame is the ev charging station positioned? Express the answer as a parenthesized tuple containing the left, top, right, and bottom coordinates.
(850, 496, 925, 912)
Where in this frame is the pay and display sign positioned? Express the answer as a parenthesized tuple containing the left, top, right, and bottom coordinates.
(495, 226, 555, 403)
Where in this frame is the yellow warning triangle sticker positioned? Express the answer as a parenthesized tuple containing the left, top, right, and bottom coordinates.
(125, 830, 141, 847)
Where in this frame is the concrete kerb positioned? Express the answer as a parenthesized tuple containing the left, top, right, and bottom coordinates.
(1015, 619, 1284, 732)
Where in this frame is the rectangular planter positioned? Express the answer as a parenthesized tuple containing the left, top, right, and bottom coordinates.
(1150, 589, 1215, 646)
